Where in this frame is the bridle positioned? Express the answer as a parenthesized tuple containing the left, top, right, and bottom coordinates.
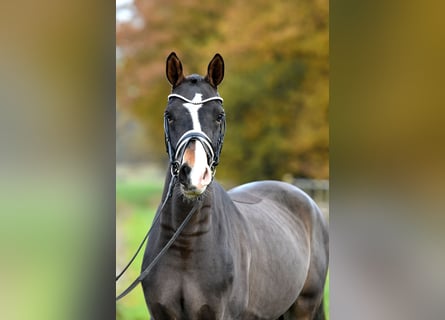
(164, 93, 225, 177)
(116, 92, 225, 301)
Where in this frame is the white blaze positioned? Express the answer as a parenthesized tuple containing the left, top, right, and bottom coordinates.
(183, 93, 204, 131)
(188, 141, 211, 190)
(182, 93, 212, 193)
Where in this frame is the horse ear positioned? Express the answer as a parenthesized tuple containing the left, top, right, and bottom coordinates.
(166, 52, 185, 88)
(205, 53, 224, 88)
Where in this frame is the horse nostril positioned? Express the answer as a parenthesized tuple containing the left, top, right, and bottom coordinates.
(178, 164, 191, 186)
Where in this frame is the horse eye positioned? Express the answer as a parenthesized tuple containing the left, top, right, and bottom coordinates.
(216, 113, 225, 123)
(165, 112, 174, 123)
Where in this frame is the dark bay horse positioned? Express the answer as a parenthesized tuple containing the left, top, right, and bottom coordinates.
(141, 52, 329, 319)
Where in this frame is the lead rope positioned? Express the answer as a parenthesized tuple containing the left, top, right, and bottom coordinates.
(115, 176, 176, 282)
(116, 181, 202, 301)
(116, 93, 223, 300)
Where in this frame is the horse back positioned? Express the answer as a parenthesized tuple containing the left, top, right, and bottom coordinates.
(229, 180, 327, 232)
(228, 180, 327, 241)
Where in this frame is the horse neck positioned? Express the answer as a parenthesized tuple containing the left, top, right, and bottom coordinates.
(159, 171, 215, 234)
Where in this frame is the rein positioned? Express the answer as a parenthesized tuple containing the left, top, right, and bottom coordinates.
(115, 176, 202, 301)
(115, 175, 176, 283)
(116, 93, 225, 301)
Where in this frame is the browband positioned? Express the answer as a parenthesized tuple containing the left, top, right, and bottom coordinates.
(168, 93, 223, 105)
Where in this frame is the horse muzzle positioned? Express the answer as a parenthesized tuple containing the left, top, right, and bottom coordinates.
(166, 129, 218, 197)
(178, 140, 213, 197)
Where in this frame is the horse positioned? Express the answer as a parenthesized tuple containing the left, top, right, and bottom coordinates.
(141, 52, 329, 320)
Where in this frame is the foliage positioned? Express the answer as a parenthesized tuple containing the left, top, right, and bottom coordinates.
(117, 0, 329, 183)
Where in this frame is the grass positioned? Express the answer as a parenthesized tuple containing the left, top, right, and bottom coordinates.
(116, 179, 163, 320)
(116, 180, 164, 208)
(116, 179, 329, 319)
(324, 271, 330, 319)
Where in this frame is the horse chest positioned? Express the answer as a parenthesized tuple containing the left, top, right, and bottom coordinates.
(148, 271, 232, 319)
(146, 252, 236, 320)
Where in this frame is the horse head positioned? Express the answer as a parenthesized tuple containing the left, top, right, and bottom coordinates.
(164, 52, 225, 198)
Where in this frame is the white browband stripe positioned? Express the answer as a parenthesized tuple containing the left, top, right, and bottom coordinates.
(168, 93, 223, 105)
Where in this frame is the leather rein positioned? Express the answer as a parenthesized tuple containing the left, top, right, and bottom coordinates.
(116, 94, 224, 301)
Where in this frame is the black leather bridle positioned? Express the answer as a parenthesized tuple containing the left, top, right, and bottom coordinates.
(116, 93, 226, 301)
(164, 93, 226, 176)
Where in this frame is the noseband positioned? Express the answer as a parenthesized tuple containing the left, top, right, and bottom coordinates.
(164, 94, 225, 177)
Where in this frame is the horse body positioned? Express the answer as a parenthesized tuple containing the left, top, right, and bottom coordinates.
(141, 53, 328, 319)
(229, 180, 328, 319)
(143, 178, 328, 320)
